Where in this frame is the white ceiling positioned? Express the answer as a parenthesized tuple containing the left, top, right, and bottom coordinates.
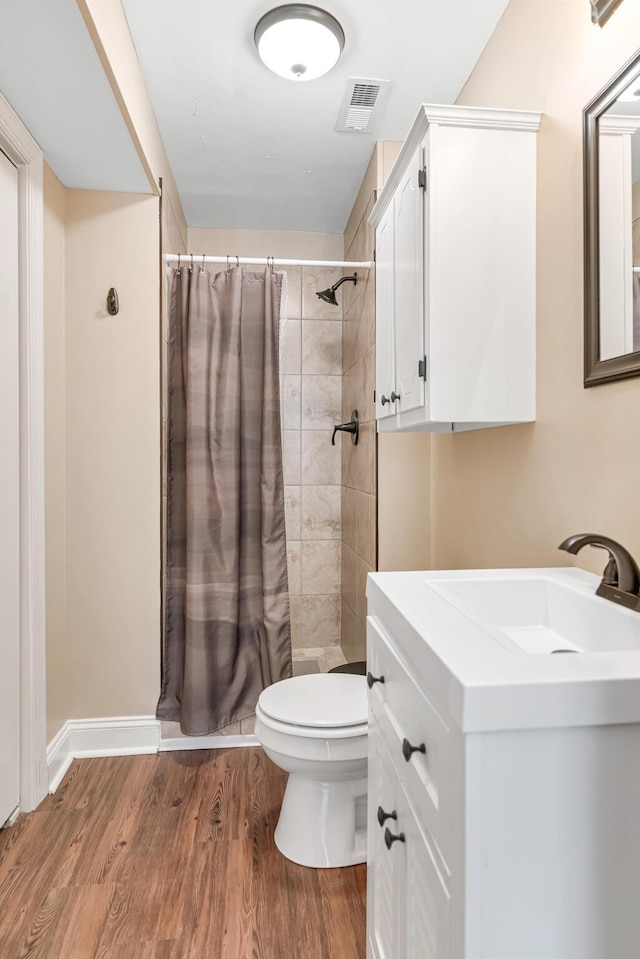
(122, 0, 511, 233)
(0, 0, 148, 193)
(0, 0, 511, 232)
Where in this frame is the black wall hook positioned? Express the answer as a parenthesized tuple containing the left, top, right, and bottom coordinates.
(107, 288, 119, 316)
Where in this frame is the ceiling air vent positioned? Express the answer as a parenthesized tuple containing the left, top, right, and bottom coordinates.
(336, 77, 391, 134)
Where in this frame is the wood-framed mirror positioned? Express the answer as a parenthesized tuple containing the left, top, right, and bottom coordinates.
(584, 47, 640, 386)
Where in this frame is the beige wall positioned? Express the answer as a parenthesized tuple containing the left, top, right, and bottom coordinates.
(43, 165, 69, 741)
(428, 0, 640, 577)
(378, 433, 432, 572)
(45, 179, 162, 726)
(187, 227, 343, 260)
(64, 190, 161, 718)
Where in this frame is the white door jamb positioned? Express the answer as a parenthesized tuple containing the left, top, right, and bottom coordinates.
(0, 93, 47, 812)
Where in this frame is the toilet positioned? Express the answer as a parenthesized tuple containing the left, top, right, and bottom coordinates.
(255, 672, 368, 868)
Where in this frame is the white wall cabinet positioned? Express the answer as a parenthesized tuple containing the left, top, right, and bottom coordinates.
(369, 104, 541, 433)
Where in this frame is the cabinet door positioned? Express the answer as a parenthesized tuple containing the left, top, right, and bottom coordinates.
(368, 715, 405, 959)
(393, 144, 425, 416)
(401, 784, 451, 959)
(375, 205, 396, 419)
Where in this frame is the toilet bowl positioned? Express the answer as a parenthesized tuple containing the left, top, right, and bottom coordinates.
(255, 673, 368, 868)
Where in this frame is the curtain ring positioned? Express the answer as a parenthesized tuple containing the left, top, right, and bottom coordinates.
(235, 255, 240, 269)
(177, 253, 181, 275)
(201, 253, 206, 273)
(226, 255, 231, 273)
(189, 253, 194, 272)
(267, 256, 274, 270)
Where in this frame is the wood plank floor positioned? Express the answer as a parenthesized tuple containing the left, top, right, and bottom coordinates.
(0, 749, 366, 958)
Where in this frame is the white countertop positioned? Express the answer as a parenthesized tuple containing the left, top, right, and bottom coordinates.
(366, 567, 640, 733)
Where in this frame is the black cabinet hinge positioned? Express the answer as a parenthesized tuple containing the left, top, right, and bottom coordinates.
(418, 167, 427, 191)
(418, 356, 427, 380)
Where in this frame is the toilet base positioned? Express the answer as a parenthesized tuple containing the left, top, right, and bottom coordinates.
(274, 771, 368, 868)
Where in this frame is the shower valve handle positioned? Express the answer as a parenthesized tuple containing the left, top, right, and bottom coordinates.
(331, 411, 359, 446)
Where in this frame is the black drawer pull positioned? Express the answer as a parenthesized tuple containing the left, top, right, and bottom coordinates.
(384, 827, 406, 850)
(377, 805, 397, 827)
(367, 671, 385, 689)
(402, 737, 426, 762)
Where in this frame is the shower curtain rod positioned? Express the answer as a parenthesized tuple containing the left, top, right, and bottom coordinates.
(164, 253, 372, 269)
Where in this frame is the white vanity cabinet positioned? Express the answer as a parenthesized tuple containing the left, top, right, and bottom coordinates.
(369, 104, 541, 433)
(367, 615, 452, 959)
(366, 569, 640, 959)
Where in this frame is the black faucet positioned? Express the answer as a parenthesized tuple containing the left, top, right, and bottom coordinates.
(558, 534, 640, 611)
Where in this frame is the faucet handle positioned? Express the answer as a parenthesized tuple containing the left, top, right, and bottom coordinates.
(601, 557, 618, 588)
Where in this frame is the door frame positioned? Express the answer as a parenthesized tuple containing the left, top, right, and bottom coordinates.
(0, 93, 47, 812)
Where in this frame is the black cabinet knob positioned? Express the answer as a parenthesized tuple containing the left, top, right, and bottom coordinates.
(384, 827, 406, 850)
(390, 391, 400, 403)
(377, 806, 397, 827)
(380, 394, 390, 406)
(402, 737, 426, 762)
(367, 671, 385, 689)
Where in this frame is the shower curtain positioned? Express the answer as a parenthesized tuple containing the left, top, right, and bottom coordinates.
(157, 265, 292, 735)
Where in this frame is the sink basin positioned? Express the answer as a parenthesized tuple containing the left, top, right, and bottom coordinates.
(368, 566, 640, 731)
(428, 575, 640, 654)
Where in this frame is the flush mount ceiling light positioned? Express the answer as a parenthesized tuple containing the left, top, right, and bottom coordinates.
(254, 4, 345, 82)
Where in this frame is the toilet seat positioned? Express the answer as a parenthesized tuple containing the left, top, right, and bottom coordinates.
(258, 673, 367, 729)
(256, 702, 368, 740)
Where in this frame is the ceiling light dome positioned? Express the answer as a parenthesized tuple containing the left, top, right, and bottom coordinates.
(254, 4, 345, 82)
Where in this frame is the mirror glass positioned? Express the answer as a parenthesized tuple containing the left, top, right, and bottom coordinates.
(584, 48, 640, 386)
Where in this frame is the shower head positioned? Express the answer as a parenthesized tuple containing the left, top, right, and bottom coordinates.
(317, 287, 339, 305)
(316, 273, 357, 306)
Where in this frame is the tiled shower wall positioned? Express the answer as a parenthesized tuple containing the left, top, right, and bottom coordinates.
(281, 266, 344, 650)
(340, 196, 377, 662)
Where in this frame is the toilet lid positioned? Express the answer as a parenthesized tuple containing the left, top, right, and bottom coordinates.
(258, 674, 368, 728)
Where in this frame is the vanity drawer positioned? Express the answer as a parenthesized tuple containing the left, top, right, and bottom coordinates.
(367, 615, 451, 869)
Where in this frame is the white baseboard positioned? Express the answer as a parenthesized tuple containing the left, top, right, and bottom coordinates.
(159, 734, 259, 751)
(46, 723, 75, 794)
(1, 805, 20, 829)
(46, 717, 260, 792)
(47, 716, 160, 793)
